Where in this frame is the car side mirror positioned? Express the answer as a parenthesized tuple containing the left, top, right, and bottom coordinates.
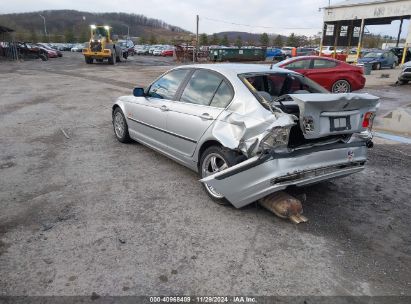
(133, 87, 145, 97)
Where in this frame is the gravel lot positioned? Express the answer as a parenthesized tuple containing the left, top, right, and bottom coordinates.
(0, 52, 410, 297)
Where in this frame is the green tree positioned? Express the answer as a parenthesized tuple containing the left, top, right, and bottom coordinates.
(149, 34, 157, 45)
(273, 35, 284, 47)
(287, 33, 299, 47)
(220, 34, 229, 46)
(51, 33, 62, 43)
(199, 33, 208, 46)
(65, 29, 75, 43)
(139, 36, 147, 44)
(260, 32, 269, 47)
(41, 34, 49, 43)
(210, 33, 219, 45)
(30, 30, 38, 43)
(79, 29, 89, 43)
(235, 35, 243, 48)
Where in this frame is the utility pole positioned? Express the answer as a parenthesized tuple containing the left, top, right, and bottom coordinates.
(396, 18, 403, 47)
(196, 15, 199, 62)
(125, 24, 130, 39)
(39, 14, 48, 41)
(193, 15, 199, 62)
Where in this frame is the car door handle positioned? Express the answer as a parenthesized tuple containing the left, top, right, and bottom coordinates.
(160, 105, 169, 112)
(200, 113, 213, 120)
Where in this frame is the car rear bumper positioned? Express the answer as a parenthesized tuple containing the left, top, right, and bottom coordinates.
(201, 142, 368, 208)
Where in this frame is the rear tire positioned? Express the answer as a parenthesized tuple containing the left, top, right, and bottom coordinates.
(199, 146, 246, 205)
(113, 108, 130, 143)
(399, 80, 409, 85)
(39, 54, 48, 61)
(331, 80, 351, 93)
(85, 57, 93, 64)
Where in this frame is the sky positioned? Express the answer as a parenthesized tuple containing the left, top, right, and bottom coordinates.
(0, 0, 407, 37)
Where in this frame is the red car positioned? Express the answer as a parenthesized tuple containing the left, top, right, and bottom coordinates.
(276, 56, 365, 93)
(161, 49, 174, 57)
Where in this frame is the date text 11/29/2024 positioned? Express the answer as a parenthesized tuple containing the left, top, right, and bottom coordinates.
(149, 296, 257, 303)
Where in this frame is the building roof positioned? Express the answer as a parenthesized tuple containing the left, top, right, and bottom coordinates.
(0, 25, 14, 33)
(328, 0, 407, 9)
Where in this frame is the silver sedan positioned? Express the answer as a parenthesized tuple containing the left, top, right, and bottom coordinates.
(112, 64, 379, 207)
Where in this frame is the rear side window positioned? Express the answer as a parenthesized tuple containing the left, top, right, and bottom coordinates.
(148, 69, 189, 100)
(284, 59, 311, 70)
(180, 70, 223, 106)
(313, 59, 337, 68)
(210, 81, 233, 108)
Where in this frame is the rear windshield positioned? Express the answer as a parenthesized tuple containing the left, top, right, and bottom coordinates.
(238, 72, 328, 110)
(239, 72, 327, 96)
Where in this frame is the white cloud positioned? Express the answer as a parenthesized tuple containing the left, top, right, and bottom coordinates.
(0, 0, 407, 37)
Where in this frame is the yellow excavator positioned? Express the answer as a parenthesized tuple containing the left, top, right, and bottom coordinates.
(82, 25, 125, 65)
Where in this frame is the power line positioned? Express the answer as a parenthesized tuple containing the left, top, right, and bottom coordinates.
(202, 16, 316, 30)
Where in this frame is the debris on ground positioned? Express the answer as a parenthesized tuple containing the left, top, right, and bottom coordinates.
(259, 191, 308, 224)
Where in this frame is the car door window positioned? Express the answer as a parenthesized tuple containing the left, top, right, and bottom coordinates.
(180, 70, 223, 106)
(148, 69, 189, 100)
(284, 59, 311, 70)
(313, 59, 337, 68)
(210, 80, 233, 108)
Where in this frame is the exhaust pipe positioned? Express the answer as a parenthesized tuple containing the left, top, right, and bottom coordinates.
(259, 191, 308, 224)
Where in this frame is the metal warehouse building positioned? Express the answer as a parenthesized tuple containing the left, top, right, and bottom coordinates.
(320, 0, 411, 63)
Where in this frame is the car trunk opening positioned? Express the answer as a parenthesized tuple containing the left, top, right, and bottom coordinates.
(239, 72, 379, 150)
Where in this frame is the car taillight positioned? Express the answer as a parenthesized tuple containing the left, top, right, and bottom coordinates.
(362, 112, 375, 129)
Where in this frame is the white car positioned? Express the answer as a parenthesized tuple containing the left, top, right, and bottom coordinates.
(318, 46, 344, 55)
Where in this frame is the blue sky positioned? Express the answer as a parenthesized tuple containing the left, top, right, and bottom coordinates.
(0, 0, 408, 37)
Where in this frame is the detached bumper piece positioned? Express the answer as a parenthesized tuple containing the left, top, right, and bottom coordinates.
(201, 142, 367, 208)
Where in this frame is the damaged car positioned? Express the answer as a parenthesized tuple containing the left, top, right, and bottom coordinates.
(112, 64, 379, 208)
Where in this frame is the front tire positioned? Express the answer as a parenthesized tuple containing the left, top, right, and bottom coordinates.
(85, 57, 93, 64)
(332, 80, 351, 93)
(199, 146, 245, 205)
(113, 108, 130, 143)
(373, 63, 381, 70)
(108, 51, 116, 65)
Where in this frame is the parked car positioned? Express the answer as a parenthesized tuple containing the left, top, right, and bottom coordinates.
(71, 44, 85, 52)
(296, 47, 316, 56)
(266, 47, 285, 61)
(161, 48, 174, 57)
(153, 46, 167, 56)
(281, 46, 294, 58)
(135, 45, 150, 55)
(398, 61, 411, 84)
(16, 42, 48, 61)
(388, 47, 411, 63)
(37, 43, 62, 57)
(275, 56, 365, 93)
(118, 40, 135, 56)
(317, 46, 344, 55)
(111, 64, 378, 207)
(357, 50, 398, 70)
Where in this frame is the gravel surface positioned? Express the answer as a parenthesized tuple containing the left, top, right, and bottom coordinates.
(0, 52, 410, 296)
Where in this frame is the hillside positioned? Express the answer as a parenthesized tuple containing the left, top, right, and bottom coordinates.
(0, 10, 191, 43)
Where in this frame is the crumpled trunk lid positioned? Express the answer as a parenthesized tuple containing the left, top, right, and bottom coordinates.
(286, 93, 379, 139)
